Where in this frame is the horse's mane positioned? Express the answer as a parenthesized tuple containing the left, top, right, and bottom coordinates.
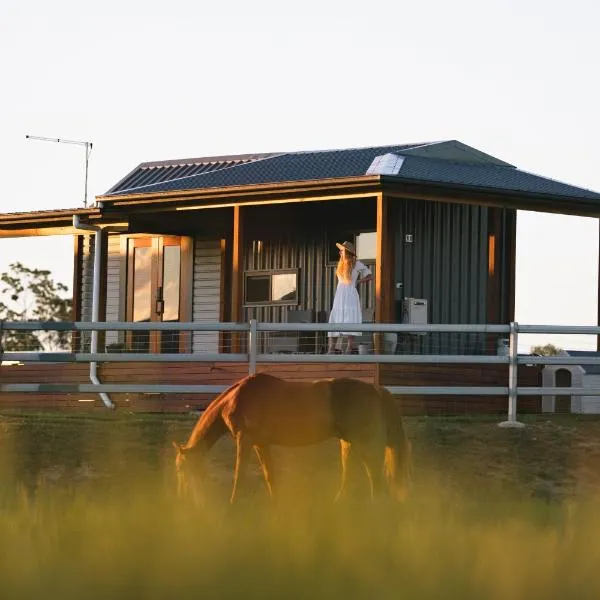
(183, 380, 243, 451)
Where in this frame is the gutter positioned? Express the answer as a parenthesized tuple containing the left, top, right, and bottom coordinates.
(72, 215, 115, 409)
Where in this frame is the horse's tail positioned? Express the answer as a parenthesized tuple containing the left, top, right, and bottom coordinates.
(380, 386, 412, 501)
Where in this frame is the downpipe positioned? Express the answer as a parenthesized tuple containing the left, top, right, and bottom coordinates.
(72, 215, 115, 409)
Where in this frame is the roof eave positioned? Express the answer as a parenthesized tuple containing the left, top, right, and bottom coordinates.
(96, 175, 384, 207)
(381, 176, 600, 217)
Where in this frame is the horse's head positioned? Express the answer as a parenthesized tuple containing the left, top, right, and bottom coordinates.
(172, 441, 190, 497)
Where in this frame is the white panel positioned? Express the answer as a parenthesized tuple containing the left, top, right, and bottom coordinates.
(582, 375, 600, 414)
(192, 239, 223, 353)
(105, 234, 122, 348)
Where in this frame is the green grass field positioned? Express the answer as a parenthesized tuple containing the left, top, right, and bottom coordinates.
(2, 410, 600, 599)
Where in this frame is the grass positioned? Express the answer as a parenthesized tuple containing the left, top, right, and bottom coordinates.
(2, 410, 600, 598)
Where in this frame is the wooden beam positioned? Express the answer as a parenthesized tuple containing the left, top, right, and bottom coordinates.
(231, 205, 244, 352)
(179, 236, 194, 353)
(597, 218, 600, 352)
(0, 226, 79, 238)
(486, 208, 503, 354)
(71, 235, 83, 352)
(97, 232, 109, 354)
(505, 209, 517, 323)
(374, 193, 394, 358)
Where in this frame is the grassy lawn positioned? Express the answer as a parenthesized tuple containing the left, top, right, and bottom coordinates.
(2, 410, 600, 598)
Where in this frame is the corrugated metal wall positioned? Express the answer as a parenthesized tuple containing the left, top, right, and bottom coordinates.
(393, 198, 489, 354)
(242, 234, 374, 323)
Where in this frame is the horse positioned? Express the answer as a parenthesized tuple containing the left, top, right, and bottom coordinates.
(172, 372, 411, 504)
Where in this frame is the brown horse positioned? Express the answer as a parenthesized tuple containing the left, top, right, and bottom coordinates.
(172, 373, 411, 504)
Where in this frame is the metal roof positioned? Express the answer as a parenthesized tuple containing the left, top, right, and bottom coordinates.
(104, 143, 432, 196)
(564, 351, 600, 375)
(101, 140, 600, 204)
(104, 152, 279, 195)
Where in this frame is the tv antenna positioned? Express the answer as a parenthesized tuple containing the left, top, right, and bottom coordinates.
(25, 135, 93, 208)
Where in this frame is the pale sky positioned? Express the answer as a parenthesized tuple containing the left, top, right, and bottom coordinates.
(1, 0, 599, 353)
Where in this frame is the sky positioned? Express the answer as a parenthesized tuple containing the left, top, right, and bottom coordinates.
(1, 0, 599, 353)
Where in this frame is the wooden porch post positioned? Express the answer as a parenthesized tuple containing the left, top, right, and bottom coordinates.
(231, 205, 244, 353)
(597, 218, 600, 352)
(374, 193, 394, 357)
(486, 208, 502, 354)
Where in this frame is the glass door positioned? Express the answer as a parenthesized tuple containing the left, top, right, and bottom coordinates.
(126, 236, 183, 353)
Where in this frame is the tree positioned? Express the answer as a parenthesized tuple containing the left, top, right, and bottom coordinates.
(530, 343, 563, 356)
(0, 262, 73, 351)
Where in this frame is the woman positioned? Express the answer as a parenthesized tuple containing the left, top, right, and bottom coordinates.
(327, 240, 372, 354)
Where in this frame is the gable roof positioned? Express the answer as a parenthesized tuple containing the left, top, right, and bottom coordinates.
(99, 140, 600, 205)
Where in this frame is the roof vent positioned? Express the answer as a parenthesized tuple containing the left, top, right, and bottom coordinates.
(366, 153, 405, 175)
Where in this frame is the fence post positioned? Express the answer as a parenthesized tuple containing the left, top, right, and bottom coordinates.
(248, 319, 257, 375)
(499, 321, 525, 428)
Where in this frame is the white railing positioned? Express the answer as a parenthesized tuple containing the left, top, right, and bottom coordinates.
(1, 319, 600, 428)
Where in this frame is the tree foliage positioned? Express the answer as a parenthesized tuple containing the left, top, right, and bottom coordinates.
(530, 343, 563, 356)
(0, 262, 73, 351)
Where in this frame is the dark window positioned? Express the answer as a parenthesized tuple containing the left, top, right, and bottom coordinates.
(245, 270, 298, 305)
(245, 275, 271, 303)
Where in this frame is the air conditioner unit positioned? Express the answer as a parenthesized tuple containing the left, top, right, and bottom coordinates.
(402, 298, 428, 325)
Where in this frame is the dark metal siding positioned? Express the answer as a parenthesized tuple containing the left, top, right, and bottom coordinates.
(394, 198, 489, 354)
(242, 233, 374, 324)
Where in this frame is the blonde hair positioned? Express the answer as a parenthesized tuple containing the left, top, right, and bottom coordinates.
(336, 250, 356, 284)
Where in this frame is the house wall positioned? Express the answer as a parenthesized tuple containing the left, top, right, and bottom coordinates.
(242, 200, 376, 323)
(393, 199, 504, 354)
(78, 233, 223, 353)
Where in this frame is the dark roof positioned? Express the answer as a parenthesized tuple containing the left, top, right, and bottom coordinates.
(105, 152, 278, 194)
(395, 156, 600, 201)
(101, 140, 600, 203)
(104, 143, 425, 196)
(564, 350, 600, 375)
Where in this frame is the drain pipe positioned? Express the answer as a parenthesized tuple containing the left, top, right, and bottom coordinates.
(73, 215, 115, 409)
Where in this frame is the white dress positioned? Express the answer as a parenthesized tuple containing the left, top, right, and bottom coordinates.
(328, 260, 372, 337)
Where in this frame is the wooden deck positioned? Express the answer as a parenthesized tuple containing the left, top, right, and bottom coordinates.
(0, 361, 376, 412)
(378, 363, 542, 415)
(0, 360, 542, 414)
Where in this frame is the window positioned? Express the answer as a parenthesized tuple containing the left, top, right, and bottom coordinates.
(356, 231, 377, 260)
(327, 231, 377, 263)
(244, 270, 298, 305)
(245, 275, 271, 303)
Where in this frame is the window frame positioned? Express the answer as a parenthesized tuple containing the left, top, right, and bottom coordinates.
(326, 229, 377, 265)
(243, 268, 299, 306)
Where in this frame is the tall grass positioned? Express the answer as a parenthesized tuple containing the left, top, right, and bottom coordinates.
(1, 413, 600, 599)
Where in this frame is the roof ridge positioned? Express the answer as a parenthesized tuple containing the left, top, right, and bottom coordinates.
(291, 140, 444, 156)
(402, 154, 516, 169)
(138, 152, 280, 169)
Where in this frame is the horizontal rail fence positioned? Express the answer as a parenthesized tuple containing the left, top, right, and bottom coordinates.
(1, 320, 600, 426)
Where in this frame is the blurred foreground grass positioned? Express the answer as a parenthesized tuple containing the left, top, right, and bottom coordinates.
(2, 411, 600, 599)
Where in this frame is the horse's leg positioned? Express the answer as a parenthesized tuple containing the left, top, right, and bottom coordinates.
(334, 439, 352, 502)
(230, 431, 252, 504)
(356, 441, 386, 502)
(254, 444, 275, 499)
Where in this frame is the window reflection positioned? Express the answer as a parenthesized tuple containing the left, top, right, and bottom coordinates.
(162, 246, 181, 322)
(272, 273, 297, 302)
(133, 247, 151, 322)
